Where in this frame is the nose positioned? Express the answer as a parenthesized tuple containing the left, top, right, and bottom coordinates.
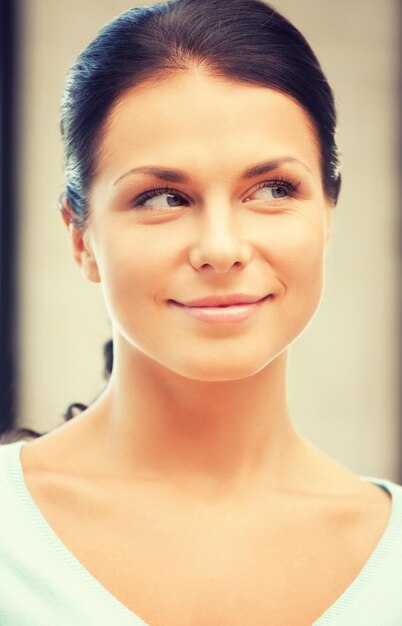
(189, 205, 252, 273)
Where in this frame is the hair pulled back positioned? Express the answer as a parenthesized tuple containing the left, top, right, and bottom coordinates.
(1, 0, 342, 444)
(61, 0, 341, 228)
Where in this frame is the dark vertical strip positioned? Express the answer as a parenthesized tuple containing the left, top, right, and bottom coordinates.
(0, 0, 19, 434)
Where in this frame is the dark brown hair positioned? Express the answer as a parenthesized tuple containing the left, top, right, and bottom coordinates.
(2, 0, 341, 443)
(61, 0, 341, 230)
(0, 339, 113, 443)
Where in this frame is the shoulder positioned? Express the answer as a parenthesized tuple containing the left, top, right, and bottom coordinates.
(361, 474, 402, 496)
(0, 439, 25, 474)
(0, 441, 29, 537)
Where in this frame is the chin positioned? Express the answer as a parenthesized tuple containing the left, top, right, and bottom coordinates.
(164, 350, 285, 382)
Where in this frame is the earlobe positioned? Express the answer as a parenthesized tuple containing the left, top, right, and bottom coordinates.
(59, 194, 101, 283)
(74, 228, 101, 283)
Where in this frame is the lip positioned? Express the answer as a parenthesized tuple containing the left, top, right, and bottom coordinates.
(169, 294, 273, 324)
(172, 293, 269, 307)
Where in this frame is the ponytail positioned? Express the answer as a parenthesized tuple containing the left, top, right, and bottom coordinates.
(0, 339, 113, 444)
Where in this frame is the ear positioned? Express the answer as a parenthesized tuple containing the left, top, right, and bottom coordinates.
(59, 194, 101, 283)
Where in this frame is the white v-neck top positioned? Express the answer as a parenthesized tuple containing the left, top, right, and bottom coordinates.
(1, 440, 402, 625)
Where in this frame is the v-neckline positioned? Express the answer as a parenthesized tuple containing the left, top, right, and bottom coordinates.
(6, 440, 401, 626)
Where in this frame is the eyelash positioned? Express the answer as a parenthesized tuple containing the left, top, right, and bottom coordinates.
(131, 177, 301, 209)
(256, 176, 300, 198)
(132, 185, 186, 208)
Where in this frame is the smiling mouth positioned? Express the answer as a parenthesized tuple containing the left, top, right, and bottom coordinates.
(169, 294, 273, 308)
(178, 296, 273, 308)
(168, 294, 273, 324)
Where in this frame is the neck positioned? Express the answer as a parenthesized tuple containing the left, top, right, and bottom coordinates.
(89, 341, 307, 500)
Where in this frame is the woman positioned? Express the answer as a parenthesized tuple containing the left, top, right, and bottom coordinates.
(1, 1, 401, 624)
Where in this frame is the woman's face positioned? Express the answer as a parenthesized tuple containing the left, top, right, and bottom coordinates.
(69, 69, 333, 381)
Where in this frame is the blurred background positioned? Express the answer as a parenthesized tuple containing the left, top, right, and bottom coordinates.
(0, 0, 401, 480)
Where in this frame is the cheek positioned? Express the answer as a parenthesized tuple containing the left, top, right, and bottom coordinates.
(260, 213, 326, 279)
(94, 227, 173, 323)
(259, 214, 327, 331)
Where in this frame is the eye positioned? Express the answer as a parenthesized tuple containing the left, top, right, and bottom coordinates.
(132, 186, 189, 210)
(246, 178, 299, 202)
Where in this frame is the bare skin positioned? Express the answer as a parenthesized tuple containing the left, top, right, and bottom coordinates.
(21, 69, 393, 624)
(21, 410, 391, 626)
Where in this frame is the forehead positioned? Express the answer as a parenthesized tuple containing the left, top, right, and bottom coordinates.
(95, 69, 321, 183)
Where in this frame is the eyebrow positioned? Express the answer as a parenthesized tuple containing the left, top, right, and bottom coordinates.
(113, 157, 312, 186)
